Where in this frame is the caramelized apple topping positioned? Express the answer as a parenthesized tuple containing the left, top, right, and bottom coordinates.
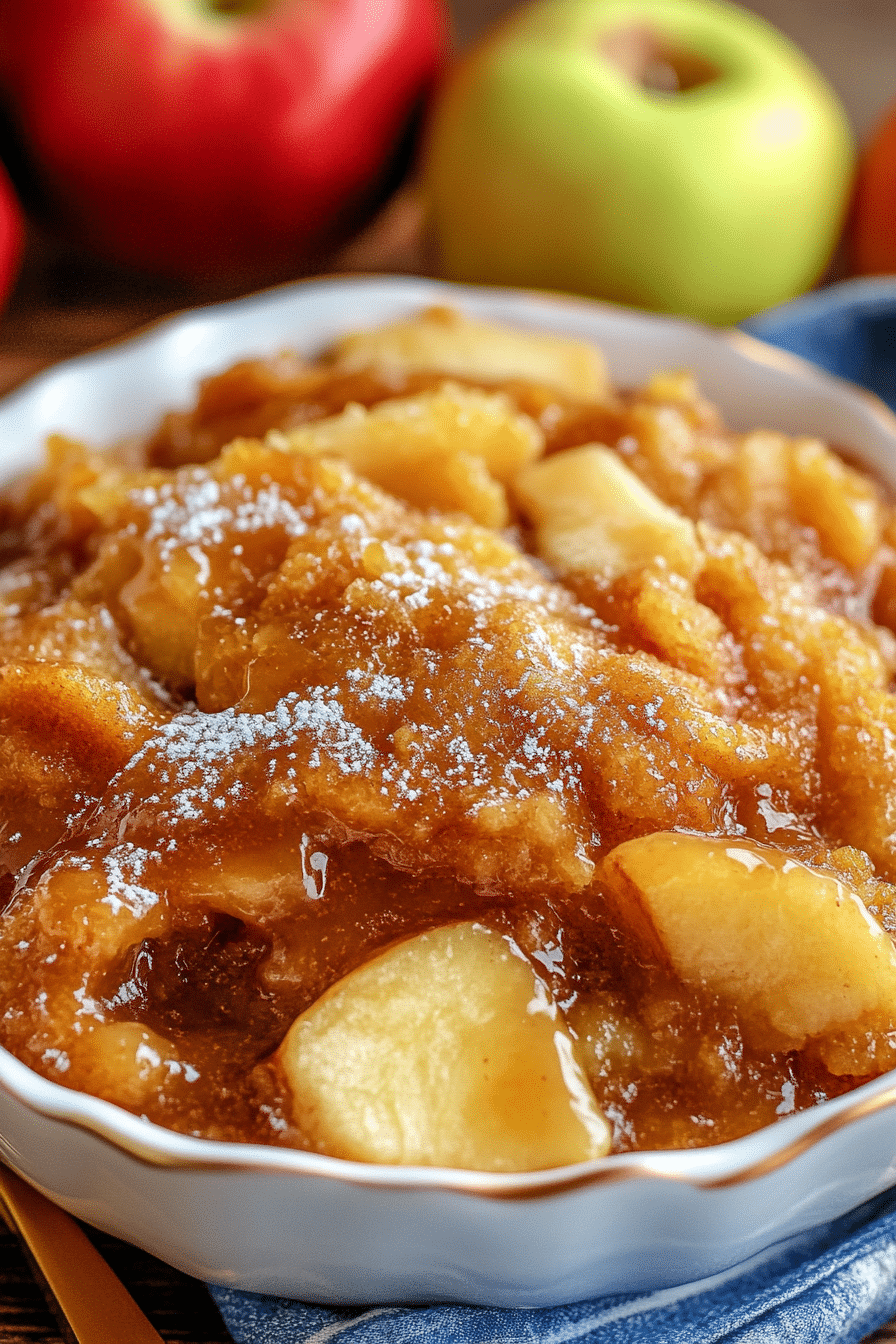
(2, 309, 896, 1164)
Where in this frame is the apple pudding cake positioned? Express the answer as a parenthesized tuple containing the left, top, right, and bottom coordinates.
(2, 307, 896, 1171)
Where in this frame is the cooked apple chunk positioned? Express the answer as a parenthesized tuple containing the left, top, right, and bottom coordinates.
(265, 384, 543, 527)
(514, 444, 699, 579)
(326, 306, 609, 400)
(73, 1023, 198, 1110)
(0, 660, 166, 869)
(789, 437, 883, 570)
(276, 921, 610, 1171)
(602, 832, 896, 1050)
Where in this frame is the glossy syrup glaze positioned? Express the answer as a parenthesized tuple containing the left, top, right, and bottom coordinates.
(1, 311, 895, 1163)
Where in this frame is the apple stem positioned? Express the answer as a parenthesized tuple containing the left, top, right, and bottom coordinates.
(600, 26, 719, 95)
(199, 0, 269, 16)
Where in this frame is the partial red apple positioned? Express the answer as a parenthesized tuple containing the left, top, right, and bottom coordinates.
(0, 158, 22, 307)
(851, 99, 896, 276)
(0, 0, 446, 287)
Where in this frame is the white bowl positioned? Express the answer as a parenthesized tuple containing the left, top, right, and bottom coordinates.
(2, 276, 896, 1308)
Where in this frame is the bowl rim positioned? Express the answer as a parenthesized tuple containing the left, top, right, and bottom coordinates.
(1, 271, 895, 445)
(5, 1038, 896, 1199)
(4, 272, 896, 1203)
(724, 322, 896, 436)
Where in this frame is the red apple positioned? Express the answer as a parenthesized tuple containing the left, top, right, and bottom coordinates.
(0, 0, 446, 286)
(0, 159, 22, 307)
(851, 99, 896, 276)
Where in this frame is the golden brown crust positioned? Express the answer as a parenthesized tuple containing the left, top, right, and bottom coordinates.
(1, 311, 895, 1160)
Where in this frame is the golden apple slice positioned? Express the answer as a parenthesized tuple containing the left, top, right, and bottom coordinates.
(326, 306, 608, 400)
(0, 661, 165, 867)
(602, 831, 896, 1048)
(514, 444, 699, 578)
(120, 545, 206, 690)
(789, 437, 883, 570)
(73, 1023, 198, 1109)
(276, 920, 610, 1171)
(268, 384, 543, 527)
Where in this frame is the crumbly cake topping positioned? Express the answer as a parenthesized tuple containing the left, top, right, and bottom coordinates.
(3, 314, 896, 1162)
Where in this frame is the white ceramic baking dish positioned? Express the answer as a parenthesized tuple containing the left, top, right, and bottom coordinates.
(2, 275, 896, 1308)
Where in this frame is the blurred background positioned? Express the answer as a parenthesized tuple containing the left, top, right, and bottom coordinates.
(0, 0, 892, 394)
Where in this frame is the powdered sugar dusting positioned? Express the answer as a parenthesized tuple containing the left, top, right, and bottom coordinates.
(136, 473, 309, 566)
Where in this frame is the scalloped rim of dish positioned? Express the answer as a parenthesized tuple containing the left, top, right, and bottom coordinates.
(2, 273, 896, 1201)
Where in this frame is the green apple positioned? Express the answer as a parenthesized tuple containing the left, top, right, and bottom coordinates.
(421, 0, 854, 324)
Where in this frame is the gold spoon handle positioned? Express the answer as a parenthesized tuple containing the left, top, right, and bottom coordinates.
(0, 1164, 165, 1344)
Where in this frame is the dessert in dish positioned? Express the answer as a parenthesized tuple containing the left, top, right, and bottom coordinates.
(2, 306, 896, 1173)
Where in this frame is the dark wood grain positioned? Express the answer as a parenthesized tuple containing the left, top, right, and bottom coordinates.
(0, 1224, 230, 1344)
(0, 1226, 58, 1343)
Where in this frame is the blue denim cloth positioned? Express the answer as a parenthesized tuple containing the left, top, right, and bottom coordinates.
(742, 277, 896, 413)
(210, 1186, 896, 1343)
